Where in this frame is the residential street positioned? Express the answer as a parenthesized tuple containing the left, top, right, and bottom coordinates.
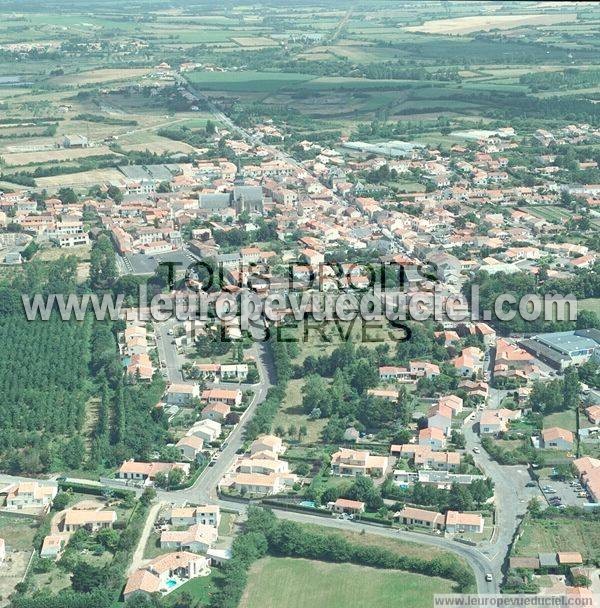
(154, 318, 183, 383)
(462, 387, 540, 585)
(156, 340, 275, 505)
(216, 498, 498, 593)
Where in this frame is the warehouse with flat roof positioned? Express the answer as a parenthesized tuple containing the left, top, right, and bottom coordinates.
(520, 329, 600, 370)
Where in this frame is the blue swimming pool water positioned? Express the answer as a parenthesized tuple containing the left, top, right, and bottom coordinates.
(166, 579, 177, 589)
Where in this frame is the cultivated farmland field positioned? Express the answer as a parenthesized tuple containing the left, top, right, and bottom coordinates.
(239, 557, 454, 608)
(186, 70, 316, 92)
(513, 516, 600, 563)
(406, 13, 578, 35)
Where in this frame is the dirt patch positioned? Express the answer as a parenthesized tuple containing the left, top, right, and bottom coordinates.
(0, 550, 32, 607)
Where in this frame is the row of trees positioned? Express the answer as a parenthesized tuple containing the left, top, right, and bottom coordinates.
(207, 506, 475, 608)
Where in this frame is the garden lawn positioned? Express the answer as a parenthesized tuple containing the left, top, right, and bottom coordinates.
(239, 557, 454, 608)
(165, 573, 214, 606)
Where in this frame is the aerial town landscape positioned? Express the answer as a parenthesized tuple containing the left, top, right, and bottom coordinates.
(0, 1, 599, 607)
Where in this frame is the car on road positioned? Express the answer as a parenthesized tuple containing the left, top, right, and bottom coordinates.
(526, 482, 537, 488)
(473, 447, 480, 454)
(485, 574, 493, 582)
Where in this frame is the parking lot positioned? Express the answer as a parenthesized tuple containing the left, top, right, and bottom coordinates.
(539, 479, 590, 508)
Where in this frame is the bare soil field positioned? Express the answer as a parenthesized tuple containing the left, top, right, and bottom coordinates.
(35, 167, 124, 189)
(120, 137, 196, 154)
(406, 13, 578, 35)
(2, 145, 115, 167)
(232, 36, 277, 47)
(35, 244, 91, 262)
(46, 67, 152, 86)
(0, 550, 31, 607)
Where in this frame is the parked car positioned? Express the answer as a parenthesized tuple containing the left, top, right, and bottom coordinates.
(485, 574, 493, 582)
(526, 482, 537, 488)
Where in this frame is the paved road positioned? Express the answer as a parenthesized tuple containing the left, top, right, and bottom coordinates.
(156, 341, 275, 505)
(462, 387, 539, 584)
(154, 318, 183, 382)
(216, 498, 496, 593)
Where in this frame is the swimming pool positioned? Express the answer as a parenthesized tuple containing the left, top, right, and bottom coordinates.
(165, 579, 178, 590)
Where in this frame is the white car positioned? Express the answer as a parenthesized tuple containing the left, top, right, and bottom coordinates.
(485, 574, 493, 582)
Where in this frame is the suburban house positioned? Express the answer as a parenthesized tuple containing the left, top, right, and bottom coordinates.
(573, 456, 600, 502)
(188, 419, 221, 443)
(444, 511, 484, 534)
(330, 448, 391, 477)
(223, 471, 297, 495)
(176, 435, 204, 461)
(378, 365, 412, 382)
(250, 435, 285, 456)
(540, 427, 574, 451)
(160, 523, 218, 553)
(427, 403, 453, 436)
(438, 394, 463, 414)
(395, 507, 484, 534)
(169, 505, 220, 528)
(394, 445, 461, 471)
(367, 388, 399, 402)
(63, 509, 116, 533)
(420, 450, 461, 471)
(418, 427, 446, 450)
(409, 360, 440, 378)
(395, 506, 444, 530)
(117, 460, 190, 484)
(123, 552, 209, 601)
(201, 388, 242, 407)
(329, 498, 365, 515)
(479, 408, 521, 435)
(219, 435, 296, 496)
(4, 481, 57, 512)
(237, 455, 290, 475)
(201, 401, 231, 423)
(453, 347, 484, 377)
(220, 364, 248, 381)
(166, 383, 200, 405)
(40, 535, 66, 561)
(586, 405, 600, 425)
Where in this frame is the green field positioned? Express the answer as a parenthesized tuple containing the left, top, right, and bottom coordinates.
(239, 557, 454, 608)
(187, 70, 316, 92)
(579, 298, 600, 316)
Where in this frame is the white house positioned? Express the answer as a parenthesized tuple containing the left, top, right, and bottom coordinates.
(166, 383, 200, 405)
(160, 523, 218, 553)
(5, 481, 57, 511)
(188, 419, 221, 443)
(169, 505, 220, 528)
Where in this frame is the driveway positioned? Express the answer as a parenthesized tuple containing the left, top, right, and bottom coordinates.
(128, 501, 163, 574)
